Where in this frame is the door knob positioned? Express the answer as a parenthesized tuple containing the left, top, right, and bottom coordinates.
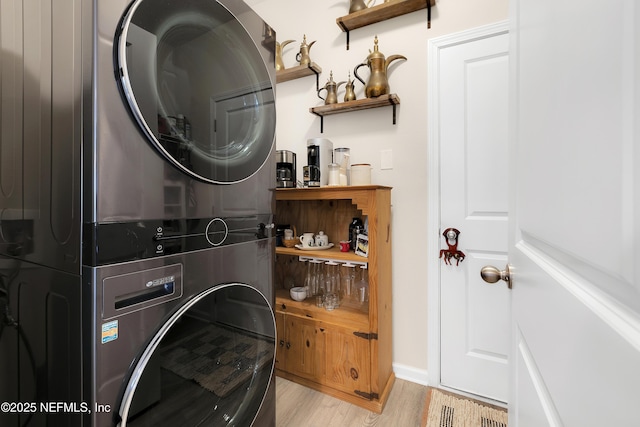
(480, 264, 512, 289)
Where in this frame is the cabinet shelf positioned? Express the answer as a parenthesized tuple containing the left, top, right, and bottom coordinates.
(309, 94, 400, 132)
(336, 0, 435, 49)
(276, 62, 322, 84)
(276, 246, 367, 264)
(275, 289, 369, 330)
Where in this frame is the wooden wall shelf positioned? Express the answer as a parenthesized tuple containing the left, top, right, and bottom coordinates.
(276, 62, 322, 84)
(336, 0, 435, 48)
(309, 94, 400, 132)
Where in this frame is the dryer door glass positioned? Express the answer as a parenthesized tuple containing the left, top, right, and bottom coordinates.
(116, 0, 275, 184)
(118, 284, 275, 426)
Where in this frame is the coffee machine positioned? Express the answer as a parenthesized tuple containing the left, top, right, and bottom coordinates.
(276, 150, 296, 188)
(306, 138, 333, 187)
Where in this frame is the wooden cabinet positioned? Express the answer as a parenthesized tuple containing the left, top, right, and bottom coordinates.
(274, 185, 394, 413)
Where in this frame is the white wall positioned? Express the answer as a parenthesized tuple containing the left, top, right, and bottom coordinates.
(246, 0, 508, 384)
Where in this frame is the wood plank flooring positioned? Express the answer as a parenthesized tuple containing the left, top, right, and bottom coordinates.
(275, 377, 428, 427)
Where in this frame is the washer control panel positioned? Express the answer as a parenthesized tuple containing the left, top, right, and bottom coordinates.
(83, 215, 273, 266)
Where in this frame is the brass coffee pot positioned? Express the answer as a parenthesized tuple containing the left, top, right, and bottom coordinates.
(318, 71, 346, 105)
(344, 72, 357, 102)
(296, 35, 316, 67)
(275, 39, 295, 71)
(349, 0, 375, 14)
(354, 36, 406, 98)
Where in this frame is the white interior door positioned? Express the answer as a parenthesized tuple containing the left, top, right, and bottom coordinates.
(508, 0, 640, 425)
(436, 24, 510, 402)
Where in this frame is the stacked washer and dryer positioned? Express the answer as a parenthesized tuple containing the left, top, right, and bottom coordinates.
(0, 0, 277, 425)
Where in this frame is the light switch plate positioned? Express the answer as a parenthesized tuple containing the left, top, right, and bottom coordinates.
(381, 149, 393, 170)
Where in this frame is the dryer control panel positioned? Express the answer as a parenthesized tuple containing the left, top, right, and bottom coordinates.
(83, 215, 273, 266)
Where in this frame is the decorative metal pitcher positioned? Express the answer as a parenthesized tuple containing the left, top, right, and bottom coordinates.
(296, 35, 316, 67)
(275, 39, 295, 71)
(343, 72, 357, 102)
(349, 0, 375, 13)
(354, 36, 406, 98)
(318, 71, 346, 105)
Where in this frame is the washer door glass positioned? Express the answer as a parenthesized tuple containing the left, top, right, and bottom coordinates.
(116, 0, 275, 184)
(118, 284, 275, 426)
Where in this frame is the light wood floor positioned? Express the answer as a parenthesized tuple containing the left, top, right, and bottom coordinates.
(275, 377, 428, 427)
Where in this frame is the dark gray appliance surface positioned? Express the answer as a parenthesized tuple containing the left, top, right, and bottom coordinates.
(88, 240, 275, 426)
(0, 0, 277, 425)
(0, 0, 276, 274)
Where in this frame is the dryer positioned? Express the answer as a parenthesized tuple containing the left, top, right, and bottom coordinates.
(0, 0, 277, 425)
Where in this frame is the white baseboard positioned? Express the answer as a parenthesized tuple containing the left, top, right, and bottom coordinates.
(392, 363, 429, 386)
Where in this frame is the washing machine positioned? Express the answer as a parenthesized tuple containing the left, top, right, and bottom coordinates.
(88, 237, 276, 426)
(0, 0, 277, 425)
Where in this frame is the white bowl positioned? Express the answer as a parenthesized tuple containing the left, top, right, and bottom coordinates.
(289, 286, 307, 301)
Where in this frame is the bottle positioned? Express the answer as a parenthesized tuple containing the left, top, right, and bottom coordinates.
(349, 217, 364, 251)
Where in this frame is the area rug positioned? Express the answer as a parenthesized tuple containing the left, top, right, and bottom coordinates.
(160, 322, 274, 398)
(422, 387, 508, 427)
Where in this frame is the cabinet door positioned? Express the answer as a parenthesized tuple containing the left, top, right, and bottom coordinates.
(323, 325, 371, 398)
(275, 312, 286, 371)
(279, 314, 325, 381)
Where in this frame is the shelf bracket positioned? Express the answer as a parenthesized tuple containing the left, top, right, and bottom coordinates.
(337, 20, 350, 50)
(317, 114, 324, 133)
(310, 64, 322, 93)
(392, 104, 397, 125)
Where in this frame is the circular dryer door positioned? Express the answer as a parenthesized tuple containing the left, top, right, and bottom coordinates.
(117, 284, 275, 426)
(115, 0, 275, 184)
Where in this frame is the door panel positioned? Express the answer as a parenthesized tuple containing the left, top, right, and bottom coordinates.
(509, 0, 640, 424)
(437, 26, 510, 402)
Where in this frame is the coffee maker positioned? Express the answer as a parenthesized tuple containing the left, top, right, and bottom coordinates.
(306, 138, 333, 187)
(276, 150, 296, 188)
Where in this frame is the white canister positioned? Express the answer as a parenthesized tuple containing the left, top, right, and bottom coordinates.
(327, 163, 340, 186)
(350, 163, 371, 186)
